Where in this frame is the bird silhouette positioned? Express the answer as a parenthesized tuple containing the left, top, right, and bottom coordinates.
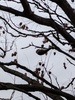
(71, 0, 74, 2)
(36, 47, 51, 55)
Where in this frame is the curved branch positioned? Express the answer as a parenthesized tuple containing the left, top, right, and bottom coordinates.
(0, 65, 38, 85)
(0, 62, 58, 89)
(0, 82, 40, 100)
(50, 0, 75, 26)
(0, 5, 24, 16)
(20, 0, 32, 14)
(0, 47, 6, 58)
(0, 82, 75, 100)
(0, 66, 63, 100)
(0, 4, 75, 47)
(43, 34, 75, 60)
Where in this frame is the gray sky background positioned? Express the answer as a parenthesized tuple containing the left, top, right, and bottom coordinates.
(0, 0, 75, 100)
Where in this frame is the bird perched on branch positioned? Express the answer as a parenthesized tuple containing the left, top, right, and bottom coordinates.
(71, 0, 74, 2)
(36, 47, 52, 55)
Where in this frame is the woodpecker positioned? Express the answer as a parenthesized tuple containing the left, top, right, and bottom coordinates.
(36, 47, 51, 55)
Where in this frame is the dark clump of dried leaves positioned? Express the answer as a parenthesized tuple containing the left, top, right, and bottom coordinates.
(11, 52, 17, 57)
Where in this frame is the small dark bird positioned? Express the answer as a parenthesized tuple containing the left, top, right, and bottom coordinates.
(71, 0, 74, 2)
(36, 47, 51, 55)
